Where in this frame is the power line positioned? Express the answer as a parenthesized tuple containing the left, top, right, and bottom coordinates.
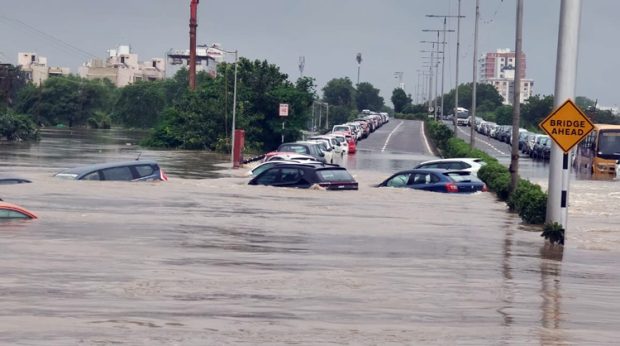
(0, 15, 97, 60)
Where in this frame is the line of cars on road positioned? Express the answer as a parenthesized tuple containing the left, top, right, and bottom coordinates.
(470, 119, 551, 161)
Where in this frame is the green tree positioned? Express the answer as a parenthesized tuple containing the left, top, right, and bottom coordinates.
(521, 95, 554, 128)
(355, 82, 384, 111)
(494, 105, 513, 125)
(391, 88, 411, 113)
(322, 77, 356, 108)
(442, 83, 504, 114)
(114, 81, 166, 128)
(0, 112, 39, 141)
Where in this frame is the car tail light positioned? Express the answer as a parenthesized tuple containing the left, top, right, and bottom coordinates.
(482, 184, 488, 192)
(445, 183, 458, 193)
(160, 169, 169, 181)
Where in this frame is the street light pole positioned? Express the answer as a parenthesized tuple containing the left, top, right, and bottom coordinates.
(471, 0, 480, 148)
(423, 28, 454, 119)
(510, 0, 524, 192)
(427, 9, 466, 132)
(222, 49, 239, 168)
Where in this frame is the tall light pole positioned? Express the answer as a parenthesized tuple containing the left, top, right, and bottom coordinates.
(427, 9, 465, 132)
(471, 0, 480, 148)
(423, 28, 455, 119)
(222, 49, 239, 168)
(421, 48, 444, 120)
(188, 0, 199, 90)
(510, 0, 524, 192)
(356, 53, 362, 85)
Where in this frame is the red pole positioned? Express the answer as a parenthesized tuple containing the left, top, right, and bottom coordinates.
(189, 0, 199, 90)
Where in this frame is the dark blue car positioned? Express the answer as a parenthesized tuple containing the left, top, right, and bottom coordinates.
(249, 162, 358, 190)
(377, 168, 487, 193)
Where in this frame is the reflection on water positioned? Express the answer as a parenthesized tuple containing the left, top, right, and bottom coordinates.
(1, 128, 620, 344)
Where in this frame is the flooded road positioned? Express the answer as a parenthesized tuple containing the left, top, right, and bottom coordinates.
(1, 126, 620, 344)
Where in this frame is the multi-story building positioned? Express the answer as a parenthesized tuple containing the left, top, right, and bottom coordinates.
(17, 52, 71, 86)
(479, 48, 534, 105)
(79, 45, 165, 87)
(167, 43, 225, 78)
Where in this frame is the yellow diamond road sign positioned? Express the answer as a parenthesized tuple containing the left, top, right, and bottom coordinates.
(539, 99, 594, 153)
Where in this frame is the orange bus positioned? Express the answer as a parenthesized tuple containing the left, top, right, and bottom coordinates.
(574, 124, 620, 178)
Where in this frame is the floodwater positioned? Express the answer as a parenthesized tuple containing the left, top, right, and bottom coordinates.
(1, 128, 620, 345)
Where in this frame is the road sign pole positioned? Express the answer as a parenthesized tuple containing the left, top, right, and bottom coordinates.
(547, 0, 582, 228)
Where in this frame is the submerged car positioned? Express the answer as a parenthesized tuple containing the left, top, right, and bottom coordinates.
(249, 163, 358, 190)
(54, 160, 168, 181)
(377, 169, 487, 193)
(414, 158, 486, 175)
(0, 175, 32, 185)
(0, 201, 37, 220)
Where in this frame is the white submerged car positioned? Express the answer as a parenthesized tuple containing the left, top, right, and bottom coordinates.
(414, 158, 487, 175)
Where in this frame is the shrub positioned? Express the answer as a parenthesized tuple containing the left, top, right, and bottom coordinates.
(507, 179, 547, 224)
(0, 112, 39, 141)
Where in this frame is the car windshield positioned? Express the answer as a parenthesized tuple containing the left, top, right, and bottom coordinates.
(279, 145, 309, 154)
(333, 126, 349, 132)
(316, 169, 355, 182)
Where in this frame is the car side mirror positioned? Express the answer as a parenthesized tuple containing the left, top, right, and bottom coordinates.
(319, 152, 325, 157)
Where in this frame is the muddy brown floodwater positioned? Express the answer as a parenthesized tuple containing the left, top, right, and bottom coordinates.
(1, 128, 620, 345)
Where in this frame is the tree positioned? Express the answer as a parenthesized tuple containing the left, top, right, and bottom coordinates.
(322, 77, 356, 108)
(356, 82, 384, 111)
(442, 83, 504, 114)
(391, 88, 411, 113)
(114, 81, 166, 128)
(521, 95, 554, 128)
(494, 105, 513, 125)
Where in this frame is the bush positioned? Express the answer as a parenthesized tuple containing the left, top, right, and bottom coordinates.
(507, 179, 547, 224)
(0, 112, 39, 141)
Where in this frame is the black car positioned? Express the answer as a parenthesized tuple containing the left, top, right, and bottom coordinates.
(248, 163, 358, 190)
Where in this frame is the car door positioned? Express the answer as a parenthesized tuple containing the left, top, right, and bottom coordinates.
(274, 167, 307, 188)
(408, 172, 441, 191)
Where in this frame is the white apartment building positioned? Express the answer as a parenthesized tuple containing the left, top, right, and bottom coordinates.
(479, 48, 534, 105)
(79, 45, 165, 87)
(17, 52, 70, 86)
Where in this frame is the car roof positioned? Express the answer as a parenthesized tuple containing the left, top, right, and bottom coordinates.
(57, 160, 159, 175)
(0, 175, 32, 184)
(418, 158, 483, 165)
(0, 201, 38, 219)
(393, 168, 474, 175)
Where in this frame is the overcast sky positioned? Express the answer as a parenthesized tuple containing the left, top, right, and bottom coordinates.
(1, 1, 618, 107)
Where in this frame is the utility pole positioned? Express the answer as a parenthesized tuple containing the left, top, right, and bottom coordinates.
(470, 0, 480, 148)
(510, 0, 524, 192)
(423, 28, 454, 119)
(356, 53, 362, 85)
(421, 48, 443, 119)
(547, 0, 582, 229)
(298, 56, 305, 79)
(188, 0, 199, 90)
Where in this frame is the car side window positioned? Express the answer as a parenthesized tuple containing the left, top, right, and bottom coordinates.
(386, 173, 410, 187)
(0, 209, 28, 219)
(256, 168, 280, 184)
(410, 173, 431, 185)
(101, 166, 134, 181)
(280, 168, 302, 183)
(82, 171, 101, 180)
(135, 164, 155, 178)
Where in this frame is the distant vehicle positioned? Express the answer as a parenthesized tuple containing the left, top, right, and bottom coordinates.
(414, 158, 486, 175)
(249, 163, 358, 190)
(0, 175, 32, 185)
(574, 124, 620, 177)
(0, 201, 37, 220)
(54, 160, 168, 181)
(455, 108, 469, 126)
(531, 135, 551, 160)
(277, 142, 327, 163)
(263, 152, 318, 162)
(377, 169, 487, 193)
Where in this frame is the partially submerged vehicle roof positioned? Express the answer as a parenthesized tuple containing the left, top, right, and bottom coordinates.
(0, 175, 32, 185)
(0, 201, 38, 219)
(55, 160, 160, 175)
